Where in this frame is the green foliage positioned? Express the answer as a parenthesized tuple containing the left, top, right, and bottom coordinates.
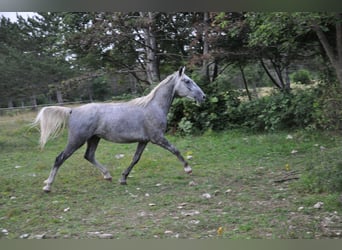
(313, 84, 342, 130)
(168, 76, 241, 135)
(236, 89, 318, 131)
(291, 69, 312, 85)
(169, 82, 319, 134)
(92, 76, 111, 101)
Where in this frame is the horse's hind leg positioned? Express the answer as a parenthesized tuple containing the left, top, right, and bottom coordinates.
(120, 142, 147, 185)
(84, 136, 112, 181)
(43, 143, 83, 192)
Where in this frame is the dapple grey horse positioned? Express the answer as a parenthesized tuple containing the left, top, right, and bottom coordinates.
(33, 67, 205, 192)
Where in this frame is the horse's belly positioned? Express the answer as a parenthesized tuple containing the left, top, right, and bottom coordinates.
(97, 124, 148, 143)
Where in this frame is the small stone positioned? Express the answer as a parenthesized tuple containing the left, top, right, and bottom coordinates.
(214, 190, 220, 196)
(291, 150, 298, 154)
(1, 229, 8, 235)
(181, 210, 200, 216)
(225, 189, 232, 194)
(115, 154, 125, 159)
(202, 193, 211, 199)
(286, 135, 293, 140)
(98, 233, 113, 239)
(88, 231, 101, 235)
(148, 203, 156, 206)
(173, 233, 180, 238)
(32, 233, 46, 239)
(313, 202, 324, 209)
(189, 220, 200, 224)
(20, 233, 30, 239)
(298, 206, 304, 211)
(63, 207, 70, 212)
(186, 155, 193, 160)
(164, 230, 173, 234)
(188, 181, 197, 186)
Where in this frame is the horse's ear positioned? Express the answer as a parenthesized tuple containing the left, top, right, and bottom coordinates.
(178, 66, 185, 77)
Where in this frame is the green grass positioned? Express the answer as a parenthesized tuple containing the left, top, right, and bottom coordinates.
(0, 111, 341, 239)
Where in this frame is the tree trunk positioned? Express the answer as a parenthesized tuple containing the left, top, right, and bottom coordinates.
(312, 14, 342, 86)
(56, 90, 63, 104)
(212, 60, 218, 82)
(31, 95, 38, 110)
(201, 12, 210, 80)
(140, 12, 160, 84)
(239, 64, 252, 101)
(7, 98, 14, 109)
(260, 59, 282, 89)
(284, 65, 291, 91)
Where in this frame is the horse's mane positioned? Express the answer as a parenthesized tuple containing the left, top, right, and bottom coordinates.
(129, 73, 176, 107)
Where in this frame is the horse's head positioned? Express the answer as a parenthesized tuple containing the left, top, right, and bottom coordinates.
(174, 66, 206, 104)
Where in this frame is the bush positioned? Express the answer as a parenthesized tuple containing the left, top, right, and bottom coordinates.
(168, 77, 339, 134)
(233, 89, 317, 131)
(313, 84, 342, 130)
(291, 69, 312, 85)
(168, 89, 241, 135)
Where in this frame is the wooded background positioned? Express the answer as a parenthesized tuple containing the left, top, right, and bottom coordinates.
(1, 12, 341, 107)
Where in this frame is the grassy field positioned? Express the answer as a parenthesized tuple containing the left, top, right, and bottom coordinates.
(0, 111, 341, 239)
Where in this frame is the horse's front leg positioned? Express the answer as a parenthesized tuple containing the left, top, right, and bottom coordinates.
(152, 137, 192, 174)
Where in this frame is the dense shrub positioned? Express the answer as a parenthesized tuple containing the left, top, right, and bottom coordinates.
(291, 69, 312, 85)
(168, 79, 342, 134)
(313, 83, 342, 130)
(168, 89, 241, 135)
(168, 89, 318, 134)
(233, 89, 317, 131)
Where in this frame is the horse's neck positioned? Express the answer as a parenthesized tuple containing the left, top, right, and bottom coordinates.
(150, 81, 175, 115)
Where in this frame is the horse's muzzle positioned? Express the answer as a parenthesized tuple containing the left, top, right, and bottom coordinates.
(196, 94, 206, 104)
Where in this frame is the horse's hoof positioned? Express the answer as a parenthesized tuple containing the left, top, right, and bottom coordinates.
(184, 166, 192, 174)
(43, 186, 51, 193)
(104, 176, 112, 182)
(120, 180, 127, 185)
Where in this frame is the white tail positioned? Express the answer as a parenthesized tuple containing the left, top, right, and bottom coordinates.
(32, 106, 72, 149)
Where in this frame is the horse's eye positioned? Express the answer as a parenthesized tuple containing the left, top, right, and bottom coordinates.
(184, 79, 191, 85)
